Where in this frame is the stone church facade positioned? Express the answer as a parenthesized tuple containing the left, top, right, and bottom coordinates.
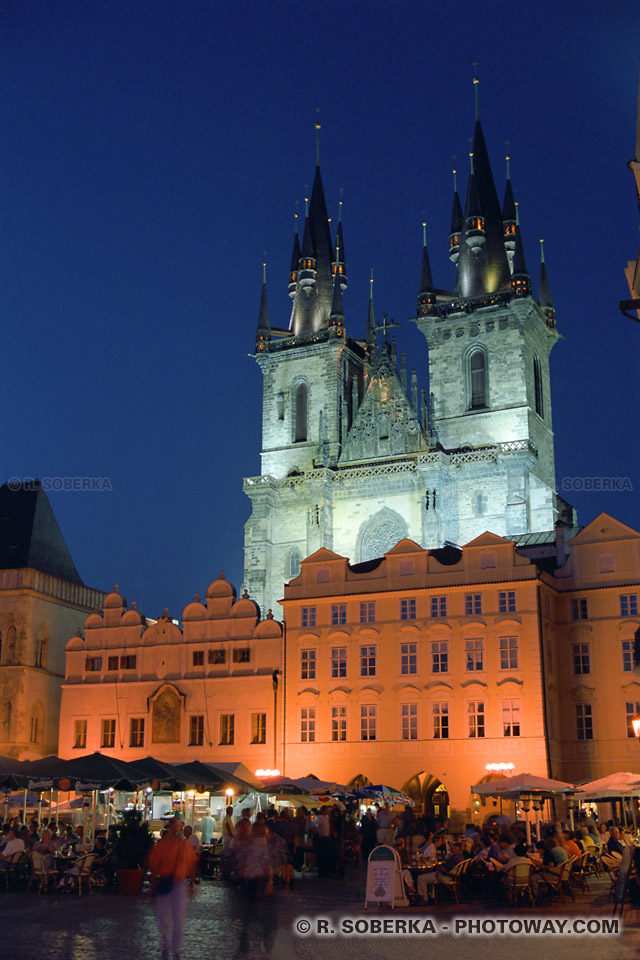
(243, 113, 573, 618)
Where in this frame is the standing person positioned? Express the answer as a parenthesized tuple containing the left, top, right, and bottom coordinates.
(199, 808, 216, 845)
(147, 817, 197, 960)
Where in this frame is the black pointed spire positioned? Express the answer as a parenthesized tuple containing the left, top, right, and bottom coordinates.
(333, 195, 347, 291)
(464, 152, 486, 253)
(538, 239, 556, 323)
(256, 262, 271, 351)
(449, 168, 463, 264)
(288, 212, 301, 299)
(417, 222, 437, 316)
(511, 204, 531, 297)
(366, 271, 377, 357)
(502, 155, 517, 269)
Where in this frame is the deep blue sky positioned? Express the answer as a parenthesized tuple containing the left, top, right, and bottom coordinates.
(2, 1, 639, 619)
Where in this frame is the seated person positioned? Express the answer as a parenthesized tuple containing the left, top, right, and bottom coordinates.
(487, 834, 511, 866)
(419, 831, 436, 861)
(607, 827, 625, 856)
(416, 843, 464, 902)
(0, 829, 25, 869)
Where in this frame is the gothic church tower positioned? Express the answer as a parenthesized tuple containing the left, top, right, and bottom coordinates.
(244, 102, 568, 616)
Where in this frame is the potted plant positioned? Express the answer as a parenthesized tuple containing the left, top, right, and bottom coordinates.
(114, 809, 154, 894)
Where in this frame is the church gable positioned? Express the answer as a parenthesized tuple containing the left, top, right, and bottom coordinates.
(568, 513, 640, 546)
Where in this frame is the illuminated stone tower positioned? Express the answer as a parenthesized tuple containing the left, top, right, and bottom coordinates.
(244, 103, 569, 617)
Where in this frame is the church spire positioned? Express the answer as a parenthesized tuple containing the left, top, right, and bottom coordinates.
(288, 211, 301, 299)
(449, 168, 463, 263)
(329, 239, 345, 328)
(366, 270, 377, 358)
(417, 221, 437, 316)
(502, 154, 517, 270)
(511, 203, 531, 297)
(333, 194, 347, 291)
(255, 261, 271, 352)
(538, 239, 556, 323)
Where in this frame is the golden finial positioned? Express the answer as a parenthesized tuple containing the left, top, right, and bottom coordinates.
(540, 238, 546, 262)
(473, 66, 479, 120)
(315, 108, 321, 165)
(422, 221, 427, 246)
(262, 260, 267, 284)
(304, 195, 309, 216)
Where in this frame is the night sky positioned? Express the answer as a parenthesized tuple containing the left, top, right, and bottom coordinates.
(2, 1, 639, 619)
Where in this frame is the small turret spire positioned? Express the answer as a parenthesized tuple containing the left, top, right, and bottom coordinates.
(511, 202, 531, 297)
(464, 152, 486, 255)
(288, 211, 301, 299)
(333, 190, 347, 291)
(473, 72, 480, 122)
(329, 239, 345, 327)
(255, 261, 271, 351)
(449, 168, 463, 263)
(417, 221, 437, 316)
(366, 270, 377, 356)
(502, 154, 517, 269)
(538, 239, 556, 323)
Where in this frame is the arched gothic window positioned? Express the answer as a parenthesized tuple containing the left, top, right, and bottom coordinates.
(468, 350, 487, 410)
(289, 549, 302, 578)
(35, 627, 47, 668)
(533, 357, 544, 418)
(294, 382, 308, 442)
(475, 492, 487, 516)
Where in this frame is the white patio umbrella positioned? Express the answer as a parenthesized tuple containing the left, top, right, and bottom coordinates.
(574, 772, 640, 799)
(471, 773, 575, 844)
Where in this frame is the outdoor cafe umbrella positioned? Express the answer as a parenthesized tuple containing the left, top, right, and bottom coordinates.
(129, 756, 188, 791)
(355, 784, 414, 806)
(63, 752, 150, 791)
(574, 772, 640, 827)
(471, 772, 575, 843)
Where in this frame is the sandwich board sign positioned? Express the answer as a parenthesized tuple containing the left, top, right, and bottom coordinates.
(365, 845, 408, 909)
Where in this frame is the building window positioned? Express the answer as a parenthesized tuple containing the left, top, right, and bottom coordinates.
(120, 655, 137, 670)
(360, 601, 376, 623)
(30, 713, 41, 744)
(101, 719, 116, 749)
(289, 549, 302, 578)
(475, 492, 487, 517)
(107, 656, 119, 671)
(219, 714, 235, 745)
(331, 647, 347, 679)
(400, 598, 417, 620)
(294, 382, 308, 442)
(301, 707, 316, 743)
(360, 645, 376, 677)
(400, 642, 417, 675)
(401, 703, 418, 740)
(498, 591, 516, 614)
(74, 719, 87, 749)
(625, 702, 640, 738)
(432, 702, 449, 739)
(469, 349, 487, 409)
(620, 595, 638, 617)
(431, 640, 449, 674)
(622, 640, 634, 672)
(301, 607, 317, 628)
(129, 717, 145, 748)
(189, 715, 204, 746)
(251, 713, 266, 744)
(467, 701, 485, 738)
(331, 604, 347, 625)
(533, 356, 544, 418)
(35, 631, 47, 668)
(331, 705, 347, 742)
(572, 642, 591, 675)
(209, 649, 226, 665)
(464, 594, 482, 616)
(85, 657, 102, 672)
(300, 649, 316, 680)
(575, 704, 593, 740)
(571, 598, 588, 620)
(502, 699, 521, 737)
(232, 648, 251, 663)
(465, 639, 483, 672)
(360, 704, 377, 741)
(192, 651, 204, 667)
(499, 636, 519, 670)
(431, 596, 447, 618)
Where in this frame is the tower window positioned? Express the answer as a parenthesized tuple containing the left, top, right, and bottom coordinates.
(533, 357, 544, 418)
(294, 382, 308, 442)
(468, 350, 487, 409)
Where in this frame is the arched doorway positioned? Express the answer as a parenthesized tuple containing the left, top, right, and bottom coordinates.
(348, 773, 372, 791)
(402, 772, 449, 824)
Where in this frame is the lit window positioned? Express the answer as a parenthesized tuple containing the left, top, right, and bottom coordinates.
(431, 641, 448, 674)
(575, 704, 592, 741)
(301, 707, 316, 742)
(572, 643, 590, 675)
(360, 645, 376, 677)
(219, 714, 235, 745)
(74, 719, 87, 749)
(331, 604, 347, 625)
(620, 595, 638, 617)
(331, 705, 347, 742)
(432, 702, 449, 739)
(251, 713, 266, 744)
(360, 601, 376, 623)
(571, 598, 588, 620)
(465, 638, 483, 672)
(400, 642, 417, 675)
(360, 704, 377, 741)
(129, 717, 145, 748)
(499, 636, 519, 670)
(464, 594, 482, 616)
(467, 701, 485, 738)
(401, 703, 418, 740)
(431, 596, 447, 618)
(300, 649, 316, 680)
(625, 702, 640, 738)
(85, 657, 102, 672)
(189, 715, 204, 746)
(498, 591, 516, 614)
(101, 719, 116, 749)
(400, 598, 417, 620)
(331, 647, 347, 679)
(502, 699, 521, 737)
(301, 607, 317, 628)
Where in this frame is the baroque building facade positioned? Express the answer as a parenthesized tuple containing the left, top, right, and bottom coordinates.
(243, 109, 573, 618)
(0, 482, 104, 759)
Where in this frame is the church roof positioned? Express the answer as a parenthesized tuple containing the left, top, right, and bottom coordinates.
(0, 481, 83, 584)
